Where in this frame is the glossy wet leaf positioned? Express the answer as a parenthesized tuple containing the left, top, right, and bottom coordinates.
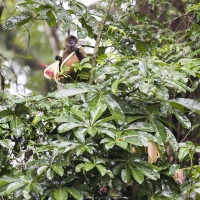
(130, 167, 144, 184)
(134, 162, 160, 180)
(121, 167, 131, 183)
(66, 187, 84, 200)
(54, 188, 68, 200)
(37, 165, 49, 175)
(52, 165, 64, 177)
(173, 108, 191, 129)
(6, 182, 24, 194)
(3, 15, 31, 30)
(105, 95, 125, 125)
(151, 119, 167, 144)
(90, 103, 107, 125)
(96, 165, 107, 176)
(58, 122, 84, 133)
(55, 83, 96, 98)
(170, 98, 200, 114)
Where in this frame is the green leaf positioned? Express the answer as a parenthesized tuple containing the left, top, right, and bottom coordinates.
(151, 119, 167, 144)
(99, 128, 115, 139)
(75, 145, 86, 156)
(66, 187, 84, 200)
(178, 147, 190, 161)
(37, 165, 49, 175)
(126, 115, 146, 124)
(6, 182, 24, 194)
(75, 128, 86, 143)
(105, 95, 125, 125)
(164, 79, 186, 93)
(121, 167, 131, 183)
(173, 108, 191, 129)
(113, 163, 125, 175)
(0, 177, 18, 187)
(170, 98, 200, 114)
(52, 165, 64, 177)
(58, 122, 84, 133)
(75, 163, 84, 173)
(95, 114, 122, 125)
(71, 108, 87, 123)
(84, 162, 95, 172)
(105, 141, 115, 150)
(125, 122, 154, 132)
(46, 10, 56, 27)
(54, 188, 68, 200)
(0, 110, 14, 118)
(116, 140, 128, 149)
(87, 126, 97, 137)
(124, 131, 149, 147)
(96, 165, 107, 176)
(134, 162, 160, 180)
(3, 15, 31, 30)
(111, 78, 122, 93)
(32, 183, 43, 195)
(0, 139, 14, 149)
(46, 168, 54, 180)
(90, 103, 107, 125)
(130, 167, 144, 184)
(55, 83, 96, 98)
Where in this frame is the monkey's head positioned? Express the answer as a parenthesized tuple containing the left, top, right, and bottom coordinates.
(65, 35, 78, 48)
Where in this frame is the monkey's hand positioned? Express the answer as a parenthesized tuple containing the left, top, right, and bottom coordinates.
(55, 55, 62, 62)
(71, 46, 79, 52)
(72, 47, 86, 61)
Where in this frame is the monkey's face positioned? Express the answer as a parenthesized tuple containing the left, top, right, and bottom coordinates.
(65, 35, 78, 48)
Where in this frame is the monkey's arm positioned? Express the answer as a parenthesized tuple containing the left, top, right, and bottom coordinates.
(71, 46, 86, 61)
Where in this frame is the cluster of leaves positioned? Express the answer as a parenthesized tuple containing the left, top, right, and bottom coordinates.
(2, 0, 98, 39)
(1, 53, 200, 199)
(1, 0, 200, 199)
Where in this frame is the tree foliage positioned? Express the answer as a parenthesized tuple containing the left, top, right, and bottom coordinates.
(0, 0, 200, 199)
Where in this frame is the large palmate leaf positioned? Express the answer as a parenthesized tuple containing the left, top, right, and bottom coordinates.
(170, 98, 200, 114)
(55, 83, 96, 98)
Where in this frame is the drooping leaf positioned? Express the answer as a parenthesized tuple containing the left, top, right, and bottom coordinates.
(96, 165, 107, 176)
(173, 108, 191, 129)
(90, 103, 107, 125)
(134, 162, 160, 180)
(124, 131, 149, 147)
(46, 10, 56, 27)
(55, 83, 96, 98)
(170, 98, 200, 114)
(130, 166, 144, 184)
(178, 147, 190, 161)
(37, 165, 49, 175)
(121, 167, 131, 183)
(151, 119, 167, 144)
(32, 183, 43, 195)
(104, 95, 125, 125)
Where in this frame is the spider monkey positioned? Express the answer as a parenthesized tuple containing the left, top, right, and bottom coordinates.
(55, 35, 87, 81)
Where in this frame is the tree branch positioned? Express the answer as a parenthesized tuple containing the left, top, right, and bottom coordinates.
(0, 0, 6, 20)
(89, 0, 113, 85)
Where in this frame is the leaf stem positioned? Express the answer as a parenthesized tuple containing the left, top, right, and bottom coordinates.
(89, 0, 113, 85)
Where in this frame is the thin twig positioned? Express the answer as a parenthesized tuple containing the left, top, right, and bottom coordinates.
(89, 0, 113, 85)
